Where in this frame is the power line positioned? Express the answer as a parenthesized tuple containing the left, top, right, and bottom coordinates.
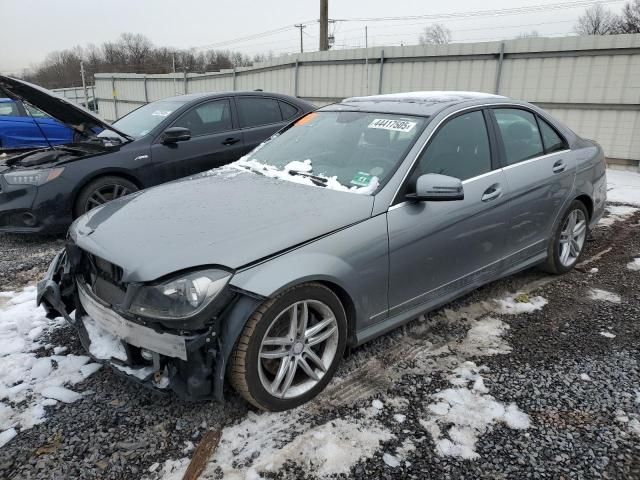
(331, 0, 624, 22)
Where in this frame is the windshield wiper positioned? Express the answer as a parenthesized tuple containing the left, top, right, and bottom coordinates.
(288, 169, 328, 187)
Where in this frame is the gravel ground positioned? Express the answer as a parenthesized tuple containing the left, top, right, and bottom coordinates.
(1, 207, 639, 479)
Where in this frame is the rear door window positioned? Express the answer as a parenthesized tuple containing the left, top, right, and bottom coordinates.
(237, 97, 283, 128)
(0, 101, 20, 116)
(538, 116, 568, 153)
(493, 108, 544, 165)
(279, 101, 300, 120)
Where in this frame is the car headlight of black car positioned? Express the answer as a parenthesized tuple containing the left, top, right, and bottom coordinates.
(129, 269, 232, 320)
(3, 168, 65, 186)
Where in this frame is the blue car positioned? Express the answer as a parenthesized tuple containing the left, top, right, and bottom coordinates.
(0, 98, 73, 149)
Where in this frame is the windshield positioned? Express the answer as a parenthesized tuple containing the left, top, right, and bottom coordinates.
(109, 100, 186, 138)
(236, 111, 427, 194)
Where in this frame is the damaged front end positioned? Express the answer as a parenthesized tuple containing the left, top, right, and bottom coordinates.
(37, 243, 263, 401)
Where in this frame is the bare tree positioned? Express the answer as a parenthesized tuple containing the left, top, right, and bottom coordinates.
(618, 0, 640, 33)
(419, 23, 452, 45)
(516, 30, 540, 38)
(574, 3, 617, 35)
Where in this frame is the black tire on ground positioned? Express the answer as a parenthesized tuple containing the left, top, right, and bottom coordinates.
(229, 283, 348, 411)
(73, 176, 138, 217)
(542, 199, 590, 275)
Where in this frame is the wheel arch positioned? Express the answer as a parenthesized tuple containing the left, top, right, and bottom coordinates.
(71, 169, 144, 217)
(574, 193, 594, 220)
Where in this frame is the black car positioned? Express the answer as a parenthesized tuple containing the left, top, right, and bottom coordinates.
(0, 76, 315, 233)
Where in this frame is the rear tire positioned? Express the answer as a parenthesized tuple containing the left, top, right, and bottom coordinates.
(229, 283, 347, 411)
(73, 176, 138, 217)
(542, 200, 589, 274)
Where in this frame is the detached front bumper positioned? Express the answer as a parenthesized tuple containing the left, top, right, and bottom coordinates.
(37, 248, 262, 401)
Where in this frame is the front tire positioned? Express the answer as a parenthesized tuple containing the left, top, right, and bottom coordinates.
(229, 283, 347, 411)
(543, 200, 589, 274)
(74, 176, 138, 217)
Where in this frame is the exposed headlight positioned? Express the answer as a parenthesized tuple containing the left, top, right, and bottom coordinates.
(3, 168, 64, 186)
(129, 269, 231, 320)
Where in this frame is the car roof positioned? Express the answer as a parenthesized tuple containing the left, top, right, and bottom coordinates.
(158, 91, 311, 105)
(323, 91, 508, 117)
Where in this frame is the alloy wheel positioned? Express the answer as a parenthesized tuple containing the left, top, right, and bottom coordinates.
(559, 209, 587, 267)
(257, 300, 339, 399)
(85, 184, 132, 212)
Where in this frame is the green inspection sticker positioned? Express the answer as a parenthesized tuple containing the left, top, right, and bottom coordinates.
(350, 171, 372, 187)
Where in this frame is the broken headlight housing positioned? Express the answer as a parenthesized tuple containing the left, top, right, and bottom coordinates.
(130, 269, 231, 320)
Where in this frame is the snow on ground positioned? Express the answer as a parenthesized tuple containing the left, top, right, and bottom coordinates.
(627, 258, 640, 271)
(151, 458, 190, 480)
(420, 327, 531, 460)
(0, 286, 101, 447)
(589, 288, 622, 303)
(600, 331, 616, 339)
(202, 408, 393, 479)
(494, 293, 548, 315)
(598, 205, 639, 227)
(607, 169, 640, 206)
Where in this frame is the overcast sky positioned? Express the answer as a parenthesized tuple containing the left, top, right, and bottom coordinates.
(0, 0, 627, 74)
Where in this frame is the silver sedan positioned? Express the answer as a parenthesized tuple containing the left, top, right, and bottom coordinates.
(38, 91, 606, 411)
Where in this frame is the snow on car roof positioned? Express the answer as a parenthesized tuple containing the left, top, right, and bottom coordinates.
(344, 91, 506, 104)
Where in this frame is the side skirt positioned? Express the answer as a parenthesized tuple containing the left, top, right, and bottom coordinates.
(354, 251, 547, 347)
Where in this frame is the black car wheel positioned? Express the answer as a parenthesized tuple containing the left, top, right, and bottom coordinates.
(229, 283, 347, 411)
(543, 199, 590, 274)
(74, 176, 138, 217)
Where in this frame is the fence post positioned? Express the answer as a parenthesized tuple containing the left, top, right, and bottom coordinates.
(111, 76, 118, 120)
(143, 75, 149, 103)
(378, 49, 385, 94)
(232, 68, 237, 91)
(183, 71, 188, 94)
(494, 42, 505, 95)
(294, 59, 299, 97)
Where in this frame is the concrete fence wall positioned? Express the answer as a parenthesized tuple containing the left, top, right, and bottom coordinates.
(52, 85, 96, 107)
(95, 34, 640, 164)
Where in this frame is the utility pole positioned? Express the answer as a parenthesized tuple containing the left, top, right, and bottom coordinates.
(295, 24, 306, 53)
(319, 0, 329, 51)
(172, 52, 177, 94)
(80, 61, 89, 109)
(365, 26, 369, 95)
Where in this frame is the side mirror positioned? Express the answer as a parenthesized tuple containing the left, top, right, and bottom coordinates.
(406, 173, 464, 202)
(161, 127, 191, 144)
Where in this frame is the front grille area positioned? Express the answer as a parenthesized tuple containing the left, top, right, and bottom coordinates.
(80, 252, 127, 306)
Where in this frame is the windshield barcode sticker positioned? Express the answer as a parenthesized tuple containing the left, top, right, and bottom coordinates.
(368, 118, 416, 132)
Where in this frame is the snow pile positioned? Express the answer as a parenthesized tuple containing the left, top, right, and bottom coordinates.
(454, 317, 512, 356)
(588, 288, 621, 303)
(627, 258, 640, 271)
(598, 205, 638, 227)
(421, 361, 530, 460)
(233, 157, 380, 195)
(204, 410, 393, 479)
(83, 316, 127, 361)
(494, 293, 548, 315)
(0, 286, 101, 445)
(606, 169, 640, 206)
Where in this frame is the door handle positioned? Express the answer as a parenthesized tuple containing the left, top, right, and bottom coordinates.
(222, 137, 240, 146)
(552, 160, 566, 173)
(481, 185, 502, 202)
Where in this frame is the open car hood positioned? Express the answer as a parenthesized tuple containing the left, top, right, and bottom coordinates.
(0, 75, 130, 140)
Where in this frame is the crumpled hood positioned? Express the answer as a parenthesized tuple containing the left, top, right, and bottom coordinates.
(71, 169, 374, 282)
(0, 75, 128, 139)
